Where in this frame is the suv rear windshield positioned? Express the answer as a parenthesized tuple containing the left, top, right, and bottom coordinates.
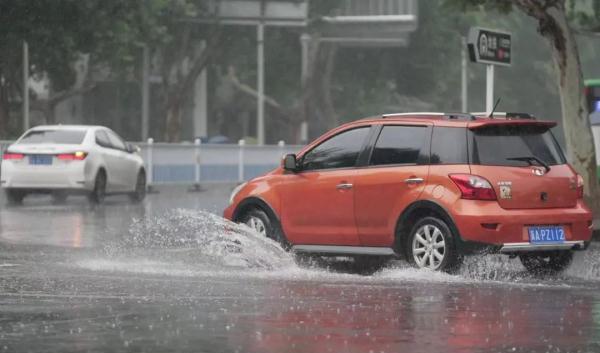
(18, 130, 87, 145)
(470, 125, 566, 167)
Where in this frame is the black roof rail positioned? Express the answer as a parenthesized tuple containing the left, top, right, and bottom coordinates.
(505, 112, 536, 120)
(444, 113, 477, 121)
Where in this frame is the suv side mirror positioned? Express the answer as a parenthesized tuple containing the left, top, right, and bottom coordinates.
(283, 154, 298, 172)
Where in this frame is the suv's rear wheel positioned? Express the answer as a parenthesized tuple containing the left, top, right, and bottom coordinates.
(519, 251, 573, 275)
(407, 216, 462, 272)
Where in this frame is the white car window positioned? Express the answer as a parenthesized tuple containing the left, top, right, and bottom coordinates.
(95, 130, 111, 148)
(19, 130, 86, 144)
(106, 130, 127, 151)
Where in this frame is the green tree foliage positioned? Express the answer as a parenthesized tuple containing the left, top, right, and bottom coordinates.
(0, 0, 144, 137)
(444, 0, 600, 209)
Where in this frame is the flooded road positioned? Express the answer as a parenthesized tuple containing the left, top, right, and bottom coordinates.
(1, 186, 600, 353)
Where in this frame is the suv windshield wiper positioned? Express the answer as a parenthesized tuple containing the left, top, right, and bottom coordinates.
(506, 156, 551, 172)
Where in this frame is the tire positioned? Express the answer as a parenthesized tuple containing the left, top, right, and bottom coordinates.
(240, 208, 288, 248)
(519, 251, 573, 275)
(5, 189, 25, 205)
(129, 170, 146, 203)
(406, 216, 463, 272)
(88, 170, 106, 204)
(52, 191, 68, 204)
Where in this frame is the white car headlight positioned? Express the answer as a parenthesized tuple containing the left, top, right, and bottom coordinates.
(229, 182, 247, 204)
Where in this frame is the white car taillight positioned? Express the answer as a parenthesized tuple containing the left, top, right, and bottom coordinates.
(57, 151, 87, 161)
(2, 152, 24, 160)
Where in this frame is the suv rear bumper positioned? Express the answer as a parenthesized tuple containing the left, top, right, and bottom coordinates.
(451, 199, 593, 246)
(499, 240, 587, 253)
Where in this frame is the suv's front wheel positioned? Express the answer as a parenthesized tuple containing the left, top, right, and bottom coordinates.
(240, 208, 288, 249)
(519, 251, 573, 275)
(407, 216, 462, 272)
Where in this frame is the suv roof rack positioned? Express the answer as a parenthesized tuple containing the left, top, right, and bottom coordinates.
(444, 113, 477, 121)
(382, 112, 477, 121)
(470, 112, 536, 120)
(382, 112, 444, 117)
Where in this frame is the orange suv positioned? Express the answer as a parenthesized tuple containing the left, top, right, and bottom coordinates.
(224, 112, 593, 273)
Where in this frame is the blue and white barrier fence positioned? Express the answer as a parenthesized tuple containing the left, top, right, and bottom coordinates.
(0, 139, 302, 186)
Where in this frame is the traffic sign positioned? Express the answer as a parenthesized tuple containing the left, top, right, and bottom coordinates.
(467, 27, 512, 67)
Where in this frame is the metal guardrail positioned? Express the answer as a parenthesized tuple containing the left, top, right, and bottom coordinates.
(0, 139, 302, 186)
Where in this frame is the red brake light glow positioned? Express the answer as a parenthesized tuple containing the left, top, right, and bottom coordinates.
(57, 151, 87, 161)
(2, 153, 24, 160)
(449, 174, 497, 201)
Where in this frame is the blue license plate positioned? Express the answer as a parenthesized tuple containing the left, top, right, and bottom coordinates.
(29, 155, 52, 165)
(528, 226, 565, 244)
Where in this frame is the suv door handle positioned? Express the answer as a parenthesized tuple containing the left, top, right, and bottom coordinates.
(404, 177, 424, 185)
(336, 183, 353, 190)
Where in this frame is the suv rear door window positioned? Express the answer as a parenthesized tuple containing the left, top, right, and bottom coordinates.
(301, 127, 370, 171)
(370, 125, 429, 166)
(431, 127, 468, 164)
(18, 130, 86, 144)
(470, 125, 566, 166)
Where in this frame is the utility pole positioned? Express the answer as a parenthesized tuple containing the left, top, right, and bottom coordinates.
(257, 22, 265, 145)
(23, 41, 29, 132)
(486, 64, 494, 113)
(141, 45, 150, 141)
(461, 36, 468, 112)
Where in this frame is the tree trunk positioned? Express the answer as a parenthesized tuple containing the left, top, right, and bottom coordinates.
(321, 44, 339, 128)
(304, 41, 339, 138)
(531, 5, 600, 211)
(165, 94, 182, 142)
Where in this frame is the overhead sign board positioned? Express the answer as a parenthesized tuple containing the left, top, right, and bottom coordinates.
(320, 0, 418, 47)
(206, 0, 308, 26)
(467, 27, 512, 66)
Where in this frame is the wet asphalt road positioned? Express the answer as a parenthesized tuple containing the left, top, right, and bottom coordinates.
(2, 186, 600, 353)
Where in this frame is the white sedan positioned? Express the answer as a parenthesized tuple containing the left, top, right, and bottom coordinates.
(0, 125, 146, 204)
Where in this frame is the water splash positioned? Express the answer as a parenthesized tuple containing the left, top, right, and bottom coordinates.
(75, 208, 600, 288)
(98, 209, 295, 270)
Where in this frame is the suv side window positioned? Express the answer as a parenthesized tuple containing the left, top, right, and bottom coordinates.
(106, 130, 127, 151)
(430, 127, 468, 164)
(95, 130, 111, 148)
(301, 127, 370, 171)
(370, 125, 429, 166)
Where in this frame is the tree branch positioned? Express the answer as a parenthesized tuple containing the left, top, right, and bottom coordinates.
(226, 69, 287, 116)
(179, 27, 222, 101)
(47, 82, 97, 107)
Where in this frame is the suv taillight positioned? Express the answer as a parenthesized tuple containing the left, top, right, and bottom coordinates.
(577, 174, 584, 199)
(449, 174, 497, 201)
(2, 152, 24, 160)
